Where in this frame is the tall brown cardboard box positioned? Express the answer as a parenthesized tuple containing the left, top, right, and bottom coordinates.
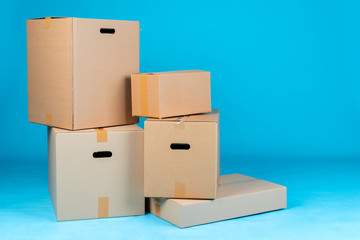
(131, 70, 211, 118)
(48, 125, 144, 221)
(149, 174, 287, 228)
(27, 17, 139, 130)
(144, 109, 220, 199)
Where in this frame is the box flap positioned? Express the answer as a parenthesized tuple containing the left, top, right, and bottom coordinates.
(147, 109, 219, 123)
(52, 124, 142, 134)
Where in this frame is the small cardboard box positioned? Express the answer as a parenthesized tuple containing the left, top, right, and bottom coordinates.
(149, 174, 287, 228)
(27, 17, 139, 130)
(48, 125, 144, 221)
(131, 70, 211, 118)
(144, 110, 220, 199)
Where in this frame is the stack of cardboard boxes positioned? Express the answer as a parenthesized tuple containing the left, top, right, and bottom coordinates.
(27, 17, 287, 227)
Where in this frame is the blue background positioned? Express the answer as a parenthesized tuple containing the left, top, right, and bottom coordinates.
(1, 0, 360, 239)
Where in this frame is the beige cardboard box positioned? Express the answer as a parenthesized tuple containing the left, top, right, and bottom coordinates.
(48, 125, 144, 221)
(149, 174, 287, 228)
(144, 109, 220, 199)
(131, 70, 211, 118)
(27, 17, 139, 130)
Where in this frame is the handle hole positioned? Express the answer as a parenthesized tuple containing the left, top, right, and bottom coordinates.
(93, 151, 112, 158)
(100, 28, 115, 34)
(170, 143, 190, 150)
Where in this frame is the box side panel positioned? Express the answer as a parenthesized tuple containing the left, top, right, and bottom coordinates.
(72, 18, 139, 129)
(47, 127, 58, 217)
(131, 74, 141, 116)
(27, 18, 73, 129)
(56, 128, 144, 221)
(180, 71, 211, 116)
(181, 186, 287, 227)
(149, 198, 183, 227)
(109, 130, 145, 216)
(144, 120, 217, 199)
(159, 71, 211, 118)
(131, 74, 160, 118)
(158, 74, 181, 118)
(215, 122, 220, 196)
(56, 131, 97, 220)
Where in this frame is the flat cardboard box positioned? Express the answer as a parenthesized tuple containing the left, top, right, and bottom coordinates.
(27, 17, 139, 130)
(144, 109, 220, 199)
(149, 174, 287, 228)
(131, 70, 211, 118)
(48, 125, 144, 221)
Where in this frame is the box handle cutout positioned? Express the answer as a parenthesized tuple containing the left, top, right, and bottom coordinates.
(93, 151, 112, 158)
(170, 143, 190, 150)
(100, 28, 115, 34)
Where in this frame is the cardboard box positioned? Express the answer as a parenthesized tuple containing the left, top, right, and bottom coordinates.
(144, 109, 220, 199)
(131, 70, 211, 118)
(48, 125, 144, 221)
(27, 17, 139, 130)
(149, 174, 287, 228)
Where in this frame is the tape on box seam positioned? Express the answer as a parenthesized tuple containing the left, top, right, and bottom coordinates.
(46, 113, 52, 125)
(154, 198, 161, 216)
(140, 73, 149, 116)
(95, 128, 108, 143)
(174, 182, 186, 198)
(45, 17, 51, 29)
(98, 197, 109, 218)
(155, 203, 161, 216)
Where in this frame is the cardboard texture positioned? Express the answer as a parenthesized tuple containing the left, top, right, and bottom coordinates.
(144, 109, 220, 199)
(149, 174, 287, 228)
(48, 125, 144, 221)
(27, 17, 139, 130)
(131, 70, 211, 118)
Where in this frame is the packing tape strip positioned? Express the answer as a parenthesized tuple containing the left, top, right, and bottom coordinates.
(174, 182, 186, 198)
(155, 203, 161, 216)
(46, 113, 52, 125)
(98, 197, 109, 218)
(95, 128, 108, 143)
(45, 17, 51, 29)
(140, 73, 149, 116)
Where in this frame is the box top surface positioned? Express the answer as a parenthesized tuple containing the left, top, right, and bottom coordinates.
(27, 17, 139, 23)
(146, 109, 219, 123)
(28, 17, 68, 20)
(132, 70, 209, 76)
(52, 124, 142, 134)
(169, 174, 286, 206)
